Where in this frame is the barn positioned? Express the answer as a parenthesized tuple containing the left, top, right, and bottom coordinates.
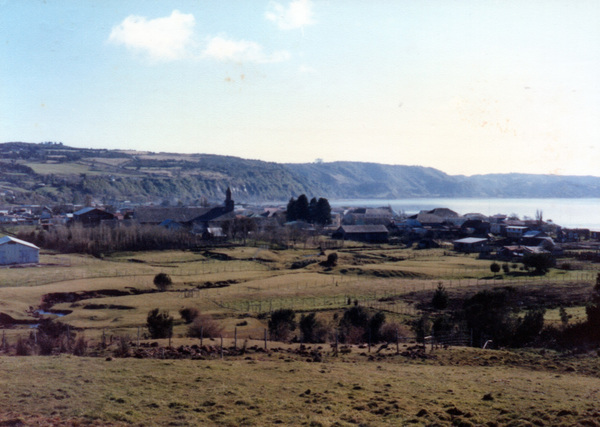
(0, 236, 40, 265)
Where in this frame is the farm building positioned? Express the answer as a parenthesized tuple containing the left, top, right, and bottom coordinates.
(0, 236, 40, 265)
(332, 225, 389, 243)
(453, 237, 489, 253)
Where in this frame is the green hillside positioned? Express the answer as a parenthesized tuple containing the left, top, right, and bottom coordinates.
(1, 142, 600, 205)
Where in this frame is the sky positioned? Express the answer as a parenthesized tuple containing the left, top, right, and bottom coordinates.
(1, 0, 599, 177)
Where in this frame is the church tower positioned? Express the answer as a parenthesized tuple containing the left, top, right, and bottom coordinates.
(225, 187, 234, 212)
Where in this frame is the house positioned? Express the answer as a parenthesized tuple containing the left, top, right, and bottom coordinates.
(498, 245, 550, 260)
(72, 207, 116, 226)
(453, 237, 489, 253)
(332, 225, 389, 243)
(506, 226, 529, 239)
(0, 236, 39, 265)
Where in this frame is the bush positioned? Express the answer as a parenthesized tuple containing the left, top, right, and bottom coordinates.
(379, 322, 404, 343)
(268, 309, 296, 341)
(299, 313, 328, 343)
(490, 262, 501, 275)
(431, 282, 449, 310)
(114, 336, 131, 357)
(502, 263, 510, 274)
(522, 253, 555, 275)
(73, 335, 88, 356)
(326, 252, 338, 267)
(16, 337, 29, 356)
(153, 273, 172, 291)
(146, 309, 173, 339)
(179, 307, 200, 324)
(188, 314, 223, 339)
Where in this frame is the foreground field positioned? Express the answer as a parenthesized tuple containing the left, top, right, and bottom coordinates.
(2, 246, 600, 426)
(1, 347, 600, 426)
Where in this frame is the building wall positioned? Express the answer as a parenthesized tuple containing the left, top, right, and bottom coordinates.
(0, 243, 39, 265)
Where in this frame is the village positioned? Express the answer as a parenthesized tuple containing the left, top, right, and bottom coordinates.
(1, 188, 599, 267)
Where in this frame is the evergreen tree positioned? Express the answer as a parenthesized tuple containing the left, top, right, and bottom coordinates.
(286, 197, 297, 222)
(309, 197, 318, 222)
(315, 198, 332, 225)
(295, 194, 310, 222)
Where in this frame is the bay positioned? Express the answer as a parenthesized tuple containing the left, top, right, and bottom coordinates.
(330, 198, 600, 230)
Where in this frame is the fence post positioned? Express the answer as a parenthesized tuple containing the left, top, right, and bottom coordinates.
(220, 336, 224, 359)
(137, 327, 140, 347)
(396, 329, 399, 354)
(264, 328, 268, 350)
(234, 327, 237, 350)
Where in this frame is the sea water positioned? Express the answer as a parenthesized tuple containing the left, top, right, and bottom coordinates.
(330, 198, 600, 229)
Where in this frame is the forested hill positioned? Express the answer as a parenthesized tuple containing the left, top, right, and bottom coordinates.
(1, 142, 600, 205)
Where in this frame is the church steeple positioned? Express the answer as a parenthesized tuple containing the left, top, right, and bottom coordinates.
(225, 187, 234, 212)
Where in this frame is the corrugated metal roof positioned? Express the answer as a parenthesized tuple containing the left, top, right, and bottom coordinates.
(0, 236, 40, 250)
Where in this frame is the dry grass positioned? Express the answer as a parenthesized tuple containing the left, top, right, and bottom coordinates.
(1, 348, 600, 426)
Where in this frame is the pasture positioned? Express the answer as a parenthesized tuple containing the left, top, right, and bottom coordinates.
(1, 245, 599, 425)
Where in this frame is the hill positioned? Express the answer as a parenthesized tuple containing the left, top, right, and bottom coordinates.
(1, 142, 600, 204)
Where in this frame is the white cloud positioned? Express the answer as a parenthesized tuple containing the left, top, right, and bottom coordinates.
(203, 36, 290, 63)
(109, 10, 195, 61)
(266, 0, 315, 30)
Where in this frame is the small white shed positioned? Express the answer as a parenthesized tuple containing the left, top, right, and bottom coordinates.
(0, 236, 40, 265)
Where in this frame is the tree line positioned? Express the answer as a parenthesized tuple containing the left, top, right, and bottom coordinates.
(286, 194, 331, 225)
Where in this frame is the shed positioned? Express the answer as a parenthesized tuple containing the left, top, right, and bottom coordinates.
(0, 236, 40, 265)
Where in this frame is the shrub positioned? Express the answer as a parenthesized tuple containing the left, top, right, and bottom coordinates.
(367, 311, 386, 342)
(268, 309, 296, 341)
(16, 337, 29, 356)
(326, 252, 338, 267)
(179, 307, 200, 324)
(114, 336, 131, 357)
(522, 253, 555, 275)
(73, 335, 88, 356)
(188, 314, 223, 339)
(431, 282, 449, 310)
(490, 262, 501, 275)
(380, 322, 403, 343)
(299, 313, 328, 343)
(153, 273, 172, 291)
(513, 308, 545, 347)
(146, 309, 173, 339)
(502, 263, 510, 274)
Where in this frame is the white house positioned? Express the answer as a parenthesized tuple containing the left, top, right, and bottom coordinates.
(0, 236, 40, 265)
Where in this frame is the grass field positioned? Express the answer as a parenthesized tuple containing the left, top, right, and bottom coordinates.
(1, 347, 600, 426)
(1, 246, 600, 425)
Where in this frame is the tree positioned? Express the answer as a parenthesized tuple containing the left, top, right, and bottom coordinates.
(431, 282, 449, 310)
(268, 309, 296, 341)
(153, 273, 172, 291)
(490, 262, 501, 275)
(522, 252, 555, 275)
(286, 197, 297, 222)
(146, 309, 173, 339)
(585, 273, 600, 339)
(314, 198, 332, 225)
(309, 197, 318, 223)
(513, 308, 545, 347)
(295, 194, 310, 222)
(463, 288, 518, 347)
(367, 311, 386, 342)
(299, 312, 327, 343)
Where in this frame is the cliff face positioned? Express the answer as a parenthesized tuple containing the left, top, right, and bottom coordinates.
(1, 142, 600, 205)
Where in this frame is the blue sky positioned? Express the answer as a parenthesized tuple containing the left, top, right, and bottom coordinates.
(1, 0, 599, 176)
